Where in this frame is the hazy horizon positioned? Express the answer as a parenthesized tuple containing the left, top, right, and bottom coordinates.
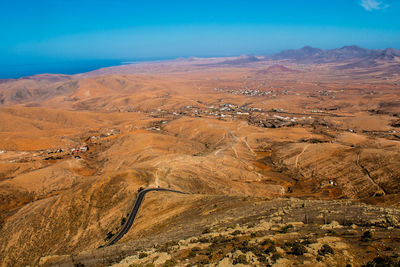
(1, 0, 400, 78)
(0, 43, 399, 79)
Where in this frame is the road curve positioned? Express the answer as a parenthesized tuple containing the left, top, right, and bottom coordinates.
(106, 188, 189, 246)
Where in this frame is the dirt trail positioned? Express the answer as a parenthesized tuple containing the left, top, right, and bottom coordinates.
(356, 154, 387, 196)
(295, 144, 310, 169)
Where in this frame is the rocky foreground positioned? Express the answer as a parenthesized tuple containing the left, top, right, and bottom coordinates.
(39, 197, 400, 267)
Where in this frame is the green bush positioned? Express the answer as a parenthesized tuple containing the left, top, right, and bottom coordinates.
(301, 238, 316, 246)
(362, 256, 399, 267)
(233, 255, 248, 265)
(198, 237, 210, 243)
(261, 239, 274, 246)
(158, 241, 179, 252)
(247, 223, 255, 228)
(318, 244, 334, 256)
(288, 242, 307, 256)
(327, 229, 337, 235)
(264, 245, 277, 254)
(206, 247, 213, 259)
(257, 255, 269, 264)
(198, 258, 210, 265)
(361, 231, 372, 241)
(163, 259, 177, 267)
(138, 252, 148, 259)
(280, 224, 293, 233)
(202, 228, 211, 234)
(106, 231, 114, 240)
(270, 253, 281, 263)
(232, 230, 242, 235)
(211, 235, 231, 244)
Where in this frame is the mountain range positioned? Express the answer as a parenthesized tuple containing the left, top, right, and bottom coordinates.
(267, 45, 400, 68)
(199, 45, 400, 69)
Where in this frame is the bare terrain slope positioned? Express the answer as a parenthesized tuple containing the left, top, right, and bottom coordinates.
(0, 48, 399, 266)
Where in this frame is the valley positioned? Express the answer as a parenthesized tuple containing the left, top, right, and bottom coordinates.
(0, 48, 400, 266)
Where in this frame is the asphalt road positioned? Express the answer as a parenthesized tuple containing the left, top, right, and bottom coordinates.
(106, 188, 189, 246)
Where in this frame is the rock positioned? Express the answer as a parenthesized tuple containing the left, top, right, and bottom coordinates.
(39, 255, 71, 266)
(217, 257, 233, 267)
(369, 218, 387, 227)
(288, 221, 304, 228)
(153, 253, 171, 266)
(321, 220, 343, 229)
(273, 258, 292, 267)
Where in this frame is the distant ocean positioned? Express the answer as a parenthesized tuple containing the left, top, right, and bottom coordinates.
(0, 60, 127, 79)
(0, 57, 178, 79)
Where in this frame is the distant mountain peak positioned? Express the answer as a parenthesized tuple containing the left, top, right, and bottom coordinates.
(374, 47, 400, 61)
(258, 64, 299, 74)
(382, 48, 398, 55)
(301, 45, 318, 50)
(300, 46, 323, 53)
(269, 45, 400, 65)
(340, 45, 363, 50)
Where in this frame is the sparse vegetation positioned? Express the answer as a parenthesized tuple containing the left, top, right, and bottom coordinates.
(189, 246, 201, 257)
(206, 247, 213, 259)
(163, 259, 177, 267)
(301, 238, 316, 245)
(188, 250, 197, 257)
(158, 241, 179, 252)
(231, 230, 242, 235)
(233, 254, 248, 265)
(327, 229, 338, 235)
(261, 239, 274, 246)
(270, 253, 282, 263)
(211, 235, 231, 244)
(138, 252, 148, 259)
(280, 224, 294, 233)
(318, 244, 334, 256)
(362, 256, 399, 267)
(106, 231, 114, 240)
(198, 237, 210, 243)
(361, 230, 373, 241)
(285, 241, 307, 256)
(202, 228, 211, 234)
(198, 258, 210, 265)
(2, 42, 400, 267)
(264, 244, 277, 254)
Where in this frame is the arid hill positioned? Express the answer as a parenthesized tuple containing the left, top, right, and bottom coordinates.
(258, 64, 299, 74)
(0, 51, 399, 266)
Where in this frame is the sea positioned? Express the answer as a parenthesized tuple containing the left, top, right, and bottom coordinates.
(0, 57, 176, 79)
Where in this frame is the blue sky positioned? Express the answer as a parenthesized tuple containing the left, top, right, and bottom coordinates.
(1, 0, 400, 64)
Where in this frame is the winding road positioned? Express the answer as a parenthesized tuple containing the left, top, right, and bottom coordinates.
(106, 188, 189, 246)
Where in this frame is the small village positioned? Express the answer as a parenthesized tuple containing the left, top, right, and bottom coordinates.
(0, 127, 124, 166)
(213, 87, 277, 97)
